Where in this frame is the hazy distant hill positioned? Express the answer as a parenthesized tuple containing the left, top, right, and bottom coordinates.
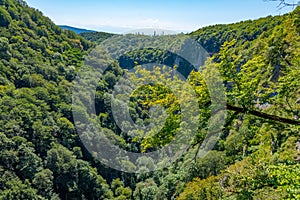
(59, 26, 115, 43)
(59, 25, 95, 34)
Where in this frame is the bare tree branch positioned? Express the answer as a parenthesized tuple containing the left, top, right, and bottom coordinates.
(264, 0, 299, 10)
(226, 104, 300, 125)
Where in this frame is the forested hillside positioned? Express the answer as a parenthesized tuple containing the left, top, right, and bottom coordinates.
(178, 7, 300, 199)
(0, 0, 114, 199)
(0, 0, 300, 199)
(189, 15, 284, 54)
(79, 32, 115, 44)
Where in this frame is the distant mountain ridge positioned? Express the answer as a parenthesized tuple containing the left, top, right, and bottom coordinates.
(59, 25, 96, 34)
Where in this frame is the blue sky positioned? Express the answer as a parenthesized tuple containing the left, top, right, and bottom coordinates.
(25, 0, 293, 33)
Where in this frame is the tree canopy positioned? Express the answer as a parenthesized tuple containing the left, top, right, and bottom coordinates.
(0, 0, 299, 199)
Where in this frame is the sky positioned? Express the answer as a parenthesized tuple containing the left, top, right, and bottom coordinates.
(25, 0, 294, 33)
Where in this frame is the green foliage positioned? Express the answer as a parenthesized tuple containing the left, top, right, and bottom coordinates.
(190, 15, 283, 53)
(0, 37, 11, 60)
(0, 0, 110, 199)
(33, 169, 59, 199)
(0, 6, 12, 27)
(178, 7, 300, 200)
(133, 179, 158, 200)
(111, 178, 132, 199)
(80, 31, 115, 43)
(0, 0, 300, 199)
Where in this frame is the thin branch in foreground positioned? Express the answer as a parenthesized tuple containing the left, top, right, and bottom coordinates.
(226, 104, 300, 125)
(264, 0, 299, 10)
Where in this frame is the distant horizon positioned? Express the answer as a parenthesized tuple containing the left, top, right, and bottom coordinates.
(59, 25, 184, 35)
(25, 0, 293, 34)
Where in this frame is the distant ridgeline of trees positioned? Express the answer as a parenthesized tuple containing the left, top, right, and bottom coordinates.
(0, 0, 300, 199)
(79, 31, 115, 44)
(189, 15, 284, 54)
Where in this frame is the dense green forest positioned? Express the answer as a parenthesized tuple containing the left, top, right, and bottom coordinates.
(0, 0, 300, 199)
(79, 32, 115, 44)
